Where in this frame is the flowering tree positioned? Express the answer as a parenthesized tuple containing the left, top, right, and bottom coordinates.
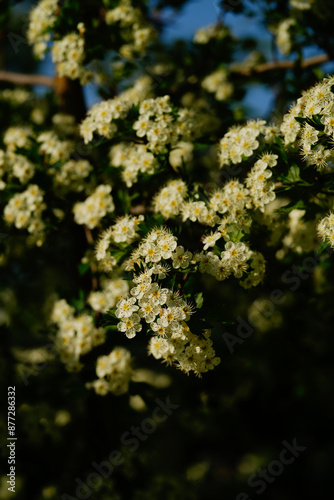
(1, 0, 334, 498)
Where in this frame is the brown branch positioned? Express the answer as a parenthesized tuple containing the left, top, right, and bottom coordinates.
(231, 53, 330, 76)
(0, 70, 54, 86)
(84, 225, 98, 292)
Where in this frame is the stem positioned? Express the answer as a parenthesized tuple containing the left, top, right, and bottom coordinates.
(0, 70, 54, 86)
(231, 53, 330, 76)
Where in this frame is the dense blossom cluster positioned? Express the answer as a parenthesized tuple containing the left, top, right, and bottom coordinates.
(201, 68, 233, 101)
(3, 185, 46, 242)
(49, 159, 93, 191)
(0, 150, 35, 187)
(110, 142, 159, 187)
(218, 120, 271, 167)
(281, 76, 334, 168)
(105, 0, 156, 58)
(152, 179, 188, 218)
(52, 30, 92, 84)
(73, 185, 115, 229)
(5, 0, 334, 395)
(80, 75, 153, 143)
(37, 131, 75, 164)
(114, 240, 221, 375)
(133, 96, 199, 153)
(88, 277, 129, 313)
(86, 347, 133, 396)
(27, 0, 58, 58)
(51, 299, 105, 372)
(318, 213, 334, 249)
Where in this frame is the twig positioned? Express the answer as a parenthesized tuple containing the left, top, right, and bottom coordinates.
(83, 225, 98, 291)
(0, 70, 54, 86)
(231, 53, 330, 76)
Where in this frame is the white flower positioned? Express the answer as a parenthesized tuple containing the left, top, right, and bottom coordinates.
(171, 246, 193, 269)
(117, 313, 142, 339)
(115, 297, 139, 319)
(202, 232, 222, 251)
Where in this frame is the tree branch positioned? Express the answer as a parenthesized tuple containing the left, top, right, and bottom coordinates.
(0, 70, 54, 86)
(231, 53, 330, 76)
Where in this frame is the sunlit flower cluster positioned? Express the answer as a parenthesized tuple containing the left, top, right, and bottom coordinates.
(281, 76, 334, 168)
(0, 151, 35, 186)
(152, 179, 188, 219)
(133, 96, 199, 153)
(80, 75, 153, 143)
(115, 258, 221, 375)
(218, 120, 269, 167)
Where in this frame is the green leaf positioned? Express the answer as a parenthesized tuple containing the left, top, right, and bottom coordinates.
(276, 199, 306, 213)
(286, 164, 301, 183)
(275, 137, 288, 164)
(78, 262, 91, 275)
(195, 292, 204, 309)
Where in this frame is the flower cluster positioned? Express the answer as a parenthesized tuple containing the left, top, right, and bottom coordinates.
(109, 142, 159, 187)
(282, 209, 317, 254)
(80, 75, 153, 144)
(51, 299, 105, 372)
(105, 0, 156, 59)
(52, 31, 92, 84)
(27, 0, 58, 58)
(37, 131, 74, 164)
(273, 18, 296, 55)
(245, 155, 277, 211)
(280, 76, 334, 168)
(49, 159, 93, 191)
(73, 185, 115, 229)
(152, 179, 188, 219)
(88, 277, 129, 314)
(148, 326, 221, 376)
(169, 141, 194, 171)
(201, 69, 233, 101)
(3, 185, 46, 240)
(4, 126, 33, 151)
(290, 0, 312, 9)
(218, 120, 268, 167)
(0, 88, 32, 105)
(86, 347, 133, 396)
(95, 215, 144, 269)
(115, 261, 220, 376)
(133, 96, 198, 153)
(193, 23, 229, 44)
(318, 212, 334, 248)
(0, 152, 35, 186)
